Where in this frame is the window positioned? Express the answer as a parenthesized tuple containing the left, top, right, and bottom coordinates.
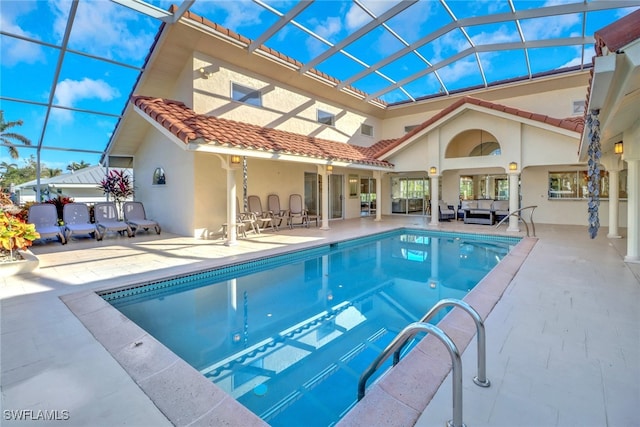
(548, 170, 628, 199)
(231, 83, 262, 107)
(152, 167, 166, 185)
(317, 110, 335, 126)
(404, 125, 418, 133)
(360, 123, 373, 137)
(572, 100, 585, 115)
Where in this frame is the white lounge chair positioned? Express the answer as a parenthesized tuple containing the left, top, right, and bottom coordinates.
(94, 202, 133, 238)
(123, 202, 161, 235)
(63, 203, 101, 241)
(28, 203, 66, 244)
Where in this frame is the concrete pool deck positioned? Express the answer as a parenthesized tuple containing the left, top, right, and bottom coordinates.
(1, 216, 638, 426)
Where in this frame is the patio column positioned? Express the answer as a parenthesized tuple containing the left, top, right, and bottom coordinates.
(625, 158, 639, 263)
(374, 171, 382, 222)
(225, 166, 238, 246)
(607, 169, 622, 239)
(507, 171, 520, 232)
(321, 166, 330, 230)
(429, 169, 439, 226)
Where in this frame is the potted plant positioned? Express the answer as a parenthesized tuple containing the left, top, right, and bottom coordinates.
(0, 192, 40, 275)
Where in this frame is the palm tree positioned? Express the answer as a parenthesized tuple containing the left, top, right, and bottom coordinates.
(47, 168, 63, 178)
(66, 160, 91, 172)
(0, 111, 31, 159)
(0, 161, 17, 178)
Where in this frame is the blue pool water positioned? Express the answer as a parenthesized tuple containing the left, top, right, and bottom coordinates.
(102, 229, 519, 426)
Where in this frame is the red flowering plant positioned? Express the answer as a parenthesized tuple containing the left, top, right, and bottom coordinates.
(98, 169, 134, 219)
(45, 195, 74, 224)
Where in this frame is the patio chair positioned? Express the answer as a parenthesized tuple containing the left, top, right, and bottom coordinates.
(28, 203, 66, 244)
(94, 202, 133, 238)
(63, 203, 101, 241)
(248, 195, 276, 231)
(438, 200, 456, 221)
(267, 194, 288, 228)
(288, 194, 309, 228)
(123, 202, 161, 235)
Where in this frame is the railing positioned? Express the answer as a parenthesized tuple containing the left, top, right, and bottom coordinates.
(357, 322, 465, 427)
(495, 205, 538, 237)
(357, 299, 490, 427)
(393, 298, 490, 388)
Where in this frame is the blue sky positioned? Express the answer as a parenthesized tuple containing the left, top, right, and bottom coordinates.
(1, 0, 638, 173)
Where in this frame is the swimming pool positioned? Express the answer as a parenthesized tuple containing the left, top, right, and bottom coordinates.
(101, 229, 519, 426)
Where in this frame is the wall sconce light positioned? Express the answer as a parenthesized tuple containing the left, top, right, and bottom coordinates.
(614, 141, 623, 155)
(230, 155, 241, 165)
(326, 165, 333, 174)
(509, 162, 518, 171)
(429, 166, 437, 175)
(199, 67, 213, 79)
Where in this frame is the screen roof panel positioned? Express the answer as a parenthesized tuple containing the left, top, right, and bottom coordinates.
(1, 0, 638, 173)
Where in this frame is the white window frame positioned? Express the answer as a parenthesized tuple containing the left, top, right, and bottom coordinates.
(231, 82, 262, 107)
(360, 123, 374, 137)
(317, 109, 335, 126)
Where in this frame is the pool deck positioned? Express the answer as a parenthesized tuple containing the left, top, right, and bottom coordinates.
(1, 216, 638, 426)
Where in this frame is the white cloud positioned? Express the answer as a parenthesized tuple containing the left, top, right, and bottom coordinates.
(471, 24, 520, 46)
(312, 16, 343, 42)
(345, 0, 393, 31)
(48, 0, 154, 61)
(0, 2, 46, 66)
(439, 57, 479, 83)
(430, 30, 472, 63)
(53, 78, 120, 122)
(208, 0, 265, 30)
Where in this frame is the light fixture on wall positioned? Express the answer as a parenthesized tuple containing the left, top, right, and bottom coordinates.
(230, 155, 241, 165)
(509, 162, 518, 171)
(199, 67, 213, 79)
(429, 166, 437, 175)
(614, 141, 624, 155)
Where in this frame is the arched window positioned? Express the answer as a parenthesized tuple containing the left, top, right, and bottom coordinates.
(445, 129, 501, 158)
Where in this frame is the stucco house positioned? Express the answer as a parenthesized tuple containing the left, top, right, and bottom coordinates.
(105, 7, 638, 261)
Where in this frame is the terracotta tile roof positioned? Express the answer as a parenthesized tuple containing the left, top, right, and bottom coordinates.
(170, 5, 387, 107)
(131, 96, 393, 168)
(594, 9, 640, 56)
(372, 96, 585, 158)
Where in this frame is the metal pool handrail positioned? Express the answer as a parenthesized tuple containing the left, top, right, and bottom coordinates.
(495, 205, 538, 237)
(392, 298, 491, 388)
(357, 321, 466, 427)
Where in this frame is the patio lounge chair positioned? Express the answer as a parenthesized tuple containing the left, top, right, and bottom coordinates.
(94, 202, 133, 238)
(63, 203, 101, 241)
(267, 194, 288, 228)
(123, 202, 161, 235)
(288, 194, 309, 228)
(28, 203, 66, 244)
(248, 195, 276, 231)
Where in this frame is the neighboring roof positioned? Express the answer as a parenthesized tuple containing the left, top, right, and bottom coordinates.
(131, 96, 393, 168)
(370, 96, 585, 158)
(595, 9, 640, 55)
(16, 165, 129, 189)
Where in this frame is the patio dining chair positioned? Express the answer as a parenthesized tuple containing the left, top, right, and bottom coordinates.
(63, 203, 101, 241)
(248, 195, 276, 231)
(28, 203, 66, 244)
(123, 202, 161, 235)
(267, 194, 288, 228)
(94, 202, 133, 238)
(287, 194, 309, 228)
